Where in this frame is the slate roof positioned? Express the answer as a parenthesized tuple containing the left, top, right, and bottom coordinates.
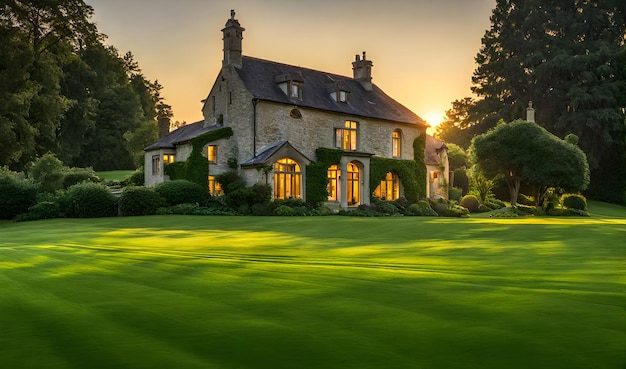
(144, 120, 216, 151)
(240, 140, 311, 167)
(425, 135, 447, 165)
(235, 56, 426, 126)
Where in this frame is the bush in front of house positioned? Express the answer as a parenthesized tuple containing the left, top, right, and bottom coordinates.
(62, 182, 117, 218)
(62, 168, 99, 188)
(14, 201, 62, 222)
(0, 174, 38, 220)
(405, 200, 438, 216)
(460, 194, 481, 213)
(371, 197, 400, 215)
(430, 199, 470, 217)
(226, 183, 272, 210)
(562, 193, 587, 211)
(155, 180, 208, 206)
(122, 168, 145, 187)
(119, 187, 167, 216)
(448, 186, 463, 202)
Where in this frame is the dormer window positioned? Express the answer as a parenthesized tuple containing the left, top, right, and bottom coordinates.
(276, 73, 304, 100)
(338, 90, 349, 103)
(289, 81, 302, 99)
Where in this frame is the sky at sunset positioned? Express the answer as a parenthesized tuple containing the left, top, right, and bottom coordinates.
(85, 0, 496, 132)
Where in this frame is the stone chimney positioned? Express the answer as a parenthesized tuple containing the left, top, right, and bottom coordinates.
(222, 10, 245, 68)
(526, 101, 535, 122)
(352, 51, 373, 91)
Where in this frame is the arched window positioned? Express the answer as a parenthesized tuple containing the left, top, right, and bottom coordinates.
(274, 158, 302, 200)
(374, 172, 400, 200)
(327, 165, 340, 202)
(347, 162, 360, 206)
(392, 130, 402, 157)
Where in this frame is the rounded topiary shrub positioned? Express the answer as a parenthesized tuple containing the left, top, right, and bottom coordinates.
(155, 180, 208, 206)
(562, 193, 587, 210)
(0, 175, 38, 220)
(273, 205, 296, 216)
(119, 187, 167, 216)
(406, 200, 437, 216)
(15, 201, 62, 222)
(460, 194, 481, 213)
(63, 182, 117, 218)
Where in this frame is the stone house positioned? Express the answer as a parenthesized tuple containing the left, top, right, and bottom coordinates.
(145, 10, 449, 208)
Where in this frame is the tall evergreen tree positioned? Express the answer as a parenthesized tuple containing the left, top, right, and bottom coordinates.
(444, 0, 626, 203)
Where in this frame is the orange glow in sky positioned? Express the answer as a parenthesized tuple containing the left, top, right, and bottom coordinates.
(86, 1, 495, 134)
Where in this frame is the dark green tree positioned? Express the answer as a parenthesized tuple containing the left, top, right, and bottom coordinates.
(454, 0, 626, 203)
(470, 120, 589, 206)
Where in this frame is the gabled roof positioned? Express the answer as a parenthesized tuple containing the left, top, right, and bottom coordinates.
(240, 140, 311, 167)
(425, 135, 448, 165)
(235, 56, 426, 126)
(144, 120, 216, 151)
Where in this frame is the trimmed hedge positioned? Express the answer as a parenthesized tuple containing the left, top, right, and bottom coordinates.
(155, 180, 208, 206)
(63, 183, 117, 218)
(0, 175, 38, 220)
(119, 187, 167, 216)
(562, 193, 587, 210)
(460, 194, 481, 213)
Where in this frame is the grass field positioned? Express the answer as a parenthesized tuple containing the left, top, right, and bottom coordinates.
(1, 202, 624, 368)
(96, 170, 135, 181)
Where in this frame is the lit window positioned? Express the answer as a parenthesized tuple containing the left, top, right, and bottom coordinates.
(392, 130, 402, 157)
(335, 120, 358, 151)
(347, 162, 360, 206)
(207, 145, 217, 163)
(274, 158, 302, 200)
(151, 155, 160, 175)
(163, 154, 175, 165)
(208, 175, 224, 196)
(374, 172, 400, 201)
(289, 81, 302, 99)
(327, 165, 340, 202)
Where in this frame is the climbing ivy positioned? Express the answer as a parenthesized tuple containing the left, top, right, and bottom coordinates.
(305, 148, 343, 206)
(413, 134, 427, 198)
(164, 127, 233, 188)
(370, 157, 421, 202)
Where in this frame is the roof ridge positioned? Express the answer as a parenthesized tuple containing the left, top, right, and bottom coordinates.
(242, 55, 354, 82)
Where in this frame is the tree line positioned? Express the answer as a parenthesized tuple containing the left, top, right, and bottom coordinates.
(436, 0, 626, 204)
(0, 0, 172, 172)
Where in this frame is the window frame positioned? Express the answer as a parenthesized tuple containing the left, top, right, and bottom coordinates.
(207, 145, 217, 164)
(151, 155, 161, 175)
(335, 120, 358, 151)
(374, 172, 400, 201)
(289, 81, 302, 99)
(392, 130, 402, 157)
(273, 158, 302, 200)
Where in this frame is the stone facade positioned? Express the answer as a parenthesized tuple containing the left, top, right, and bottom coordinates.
(144, 10, 449, 208)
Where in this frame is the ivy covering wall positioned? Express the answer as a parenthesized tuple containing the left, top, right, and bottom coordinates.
(164, 127, 233, 188)
(370, 157, 421, 202)
(413, 134, 427, 198)
(305, 148, 343, 206)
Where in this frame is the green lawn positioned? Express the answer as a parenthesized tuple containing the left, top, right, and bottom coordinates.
(96, 170, 135, 181)
(1, 202, 624, 369)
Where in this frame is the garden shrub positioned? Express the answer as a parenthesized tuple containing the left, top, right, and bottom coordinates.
(274, 205, 296, 216)
(63, 182, 117, 218)
(406, 200, 438, 216)
(392, 197, 411, 213)
(517, 193, 535, 206)
(0, 175, 38, 220)
(430, 199, 470, 217)
(122, 169, 145, 186)
(251, 202, 274, 216)
(547, 207, 589, 217)
(484, 198, 506, 210)
(119, 187, 167, 216)
(460, 194, 481, 213)
(156, 203, 235, 216)
(28, 153, 66, 192)
(14, 201, 62, 222)
(562, 193, 587, 210)
(62, 168, 99, 189)
(371, 197, 400, 215)
(448, 186, 463, 202)
(155, 180, 208, 206)
(215, 171, 246, 194)
(453, 168, 469, 195)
